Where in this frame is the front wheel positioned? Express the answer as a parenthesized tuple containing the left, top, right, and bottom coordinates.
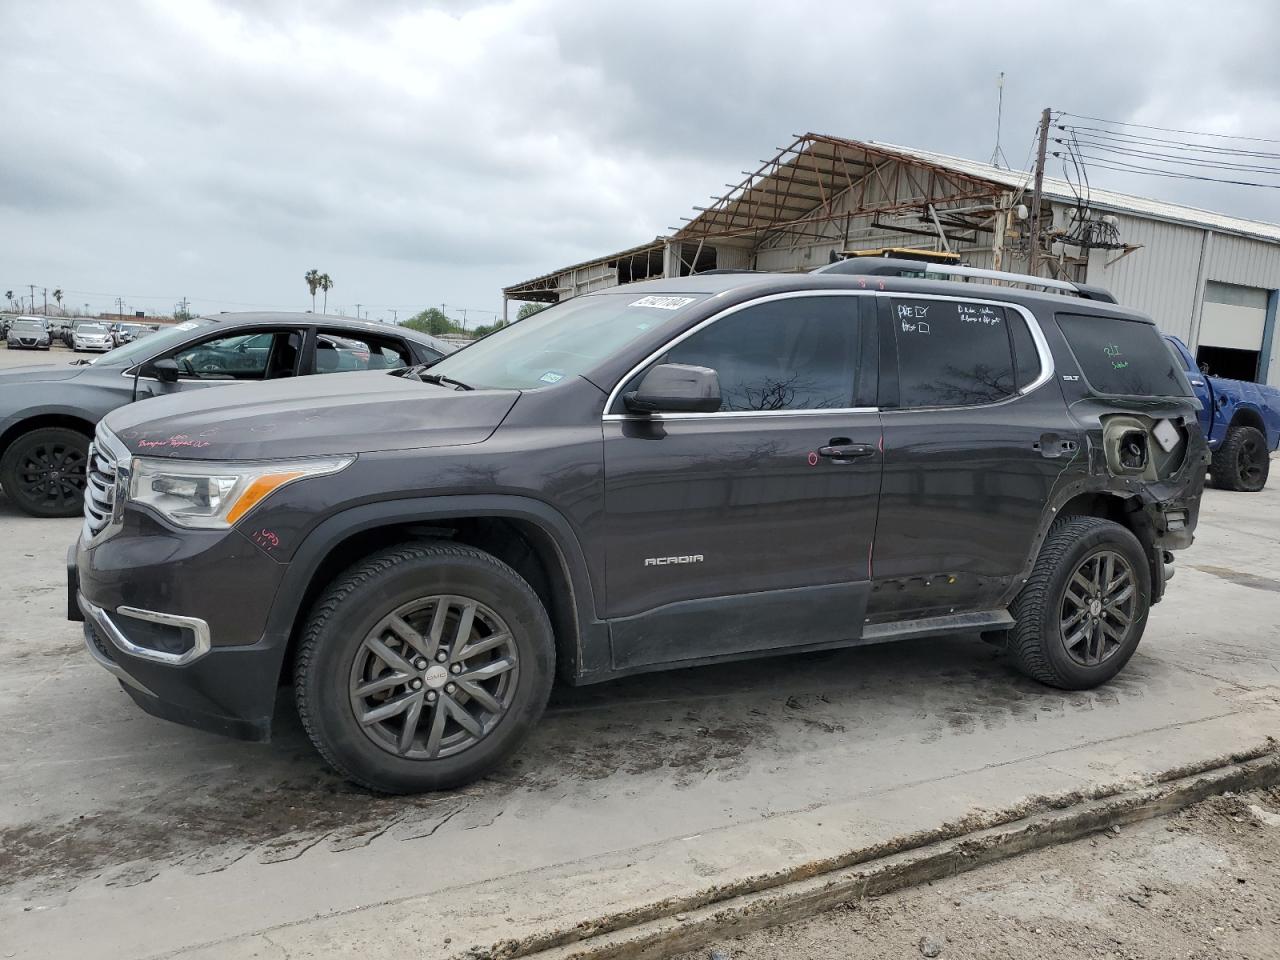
(1008, 517, 1151, 689)
(1210, 425, 1269, 492)
(294, 542, 555, 793)
(0, 427, 90, 517)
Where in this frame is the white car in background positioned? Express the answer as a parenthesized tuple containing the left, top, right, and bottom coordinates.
(71, 322, 114, 352)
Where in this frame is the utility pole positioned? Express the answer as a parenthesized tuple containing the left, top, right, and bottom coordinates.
(390, 309, 397, 324)
(28, 284, 36, 314)
(42, 288, 48, 315)
(1028, 106, 1051, 277)
(115, 297, 125, 322)
(355, 303, 362, 321)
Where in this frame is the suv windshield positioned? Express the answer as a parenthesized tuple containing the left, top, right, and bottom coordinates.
(90, 319, 212, 365)
(1057, 313, 1194, 398)
(423, 293, 707, 390)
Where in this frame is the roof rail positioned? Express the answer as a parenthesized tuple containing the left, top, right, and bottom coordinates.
(813, 257, 1117, 304)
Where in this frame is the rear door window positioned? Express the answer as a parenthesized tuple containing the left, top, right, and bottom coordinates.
(314, 330, 415, 374)
(1057, 314, 1194, 397)
(891, 298, 1016, 408)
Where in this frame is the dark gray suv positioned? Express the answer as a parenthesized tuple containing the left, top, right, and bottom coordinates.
(69, 263, 1207, 793)
(0, 312, 453, 517)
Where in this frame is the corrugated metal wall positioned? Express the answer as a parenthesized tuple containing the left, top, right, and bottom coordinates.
(1084, 213, 1204, 338)
(1204, 233, 1280, 289)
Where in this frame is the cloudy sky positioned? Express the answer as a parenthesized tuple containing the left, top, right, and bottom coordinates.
(4, 0, 1279, 324)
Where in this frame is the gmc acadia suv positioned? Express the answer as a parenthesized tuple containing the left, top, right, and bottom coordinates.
(68, 261, 1207, 793)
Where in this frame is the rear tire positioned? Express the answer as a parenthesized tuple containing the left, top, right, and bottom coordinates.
(294, 542, 555, 793)
(1008, 516, 1151, 690)
(0, 427, 90, 517)
(1210, 425, 1269, 492)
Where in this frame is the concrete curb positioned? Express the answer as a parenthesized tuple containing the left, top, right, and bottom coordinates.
(513, 744, 1280, 960)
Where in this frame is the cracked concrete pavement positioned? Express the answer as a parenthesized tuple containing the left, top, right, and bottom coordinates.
(0, 370, 1276, 958)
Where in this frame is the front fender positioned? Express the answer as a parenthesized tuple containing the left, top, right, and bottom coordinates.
(258, 494, 606, 680)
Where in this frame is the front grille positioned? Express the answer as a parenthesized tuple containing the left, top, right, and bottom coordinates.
(83, 441, 117, 539)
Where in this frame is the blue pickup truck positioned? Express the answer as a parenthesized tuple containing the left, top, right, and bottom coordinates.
(1165, 336, 1280, 491)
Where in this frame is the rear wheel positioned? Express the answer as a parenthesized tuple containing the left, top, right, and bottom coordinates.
(295, 542, 555, 793)
(1210, 425, 1269, 492)
(1009, 517, 1151, 689)
(0, 427, 90, 517)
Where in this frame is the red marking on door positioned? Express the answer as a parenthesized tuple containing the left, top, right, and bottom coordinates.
(807, 451, 819, 466)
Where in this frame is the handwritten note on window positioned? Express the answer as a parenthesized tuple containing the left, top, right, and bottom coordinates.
(957, 304, 1002, 326)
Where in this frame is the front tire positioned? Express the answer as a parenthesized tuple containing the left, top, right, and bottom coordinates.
(1008, 517, 1151, 689)
(1210, 425, 1269, 492)
(0, 427, 90, 517)
(294, 542, 555, 793)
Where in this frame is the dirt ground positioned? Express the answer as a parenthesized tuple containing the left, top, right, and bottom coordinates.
(686, 788, 1280, 960)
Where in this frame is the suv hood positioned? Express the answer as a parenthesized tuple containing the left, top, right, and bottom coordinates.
(103, 370, 519, 459)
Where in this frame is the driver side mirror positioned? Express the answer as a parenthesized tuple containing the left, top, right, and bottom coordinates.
(148, 358, 181, 383)
(623, 363, 721, 414)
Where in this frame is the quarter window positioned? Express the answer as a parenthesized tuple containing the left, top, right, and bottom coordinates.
(655, 297, 860, 411)
(893, 298, 1016, 408)
(314, 330, 415, 374)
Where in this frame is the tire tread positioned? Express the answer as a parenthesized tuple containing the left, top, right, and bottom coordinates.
(293, 540, 551, 793)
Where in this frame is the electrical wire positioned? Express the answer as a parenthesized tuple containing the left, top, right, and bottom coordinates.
(1055, 152, 1280, 189)
(1058, 112, 1280, 145)
(1055, 137, 1280, 176)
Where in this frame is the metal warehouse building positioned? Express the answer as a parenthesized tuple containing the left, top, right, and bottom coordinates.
(503, 133, 1280, 386)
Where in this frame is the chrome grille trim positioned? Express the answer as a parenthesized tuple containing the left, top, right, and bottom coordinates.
(82, 425, 129, 543)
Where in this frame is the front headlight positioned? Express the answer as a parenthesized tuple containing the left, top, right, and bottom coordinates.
(129, 455, 355, 529)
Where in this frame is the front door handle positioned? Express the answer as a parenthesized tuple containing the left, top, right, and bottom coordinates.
(817, 442, 876, 463)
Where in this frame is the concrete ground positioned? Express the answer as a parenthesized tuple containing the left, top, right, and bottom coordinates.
(1, 343, 1279, 959)
(683, 787, 1280, 960)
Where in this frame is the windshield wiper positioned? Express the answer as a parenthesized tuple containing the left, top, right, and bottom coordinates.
(416, 371, 474, 391)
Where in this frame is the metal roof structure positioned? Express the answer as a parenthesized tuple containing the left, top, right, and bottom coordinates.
(869, 141, 1280, 245)
(502, 131, 1280, 304)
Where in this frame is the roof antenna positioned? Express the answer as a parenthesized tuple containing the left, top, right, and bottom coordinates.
(989, 72, 1005, 168)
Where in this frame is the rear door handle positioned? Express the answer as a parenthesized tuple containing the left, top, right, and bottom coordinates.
(817, 442, 876, 462)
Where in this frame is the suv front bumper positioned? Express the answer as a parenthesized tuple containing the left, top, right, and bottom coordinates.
(69, 524, 292, 741)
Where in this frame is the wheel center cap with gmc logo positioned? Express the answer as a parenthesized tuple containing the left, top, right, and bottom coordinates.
(423, 665, 449, 689)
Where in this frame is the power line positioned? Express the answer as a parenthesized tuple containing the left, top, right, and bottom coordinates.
(1054, 151, 1280, 189)
(1055, 137, 1280, 176)
(1059, 112, 1280, 145)
(1060, 125, 1280, 161)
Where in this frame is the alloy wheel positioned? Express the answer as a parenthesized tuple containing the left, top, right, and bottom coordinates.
(1237, 434, 1266, 487)
(16, 442, 87, 510)
(1060, 549, 1137, 667)
(348, 595, 519, 760)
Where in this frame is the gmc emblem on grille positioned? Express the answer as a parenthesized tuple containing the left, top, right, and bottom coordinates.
(644, 555, 704, 567)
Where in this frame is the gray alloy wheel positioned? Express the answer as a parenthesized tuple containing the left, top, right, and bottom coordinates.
(1059, 548, 1137, 667)
(295, 541, 555, 793)
(348, 595, 519, 760)
(1008, 515, 1151, 690)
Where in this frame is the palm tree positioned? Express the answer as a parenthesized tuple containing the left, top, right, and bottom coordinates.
(304, 269, 321, 312)
(3, 290, 12, 309)
(318, 273, 333, 314)
(53, 288, 63, 313)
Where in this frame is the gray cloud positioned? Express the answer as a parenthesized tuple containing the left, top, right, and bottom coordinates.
(2, 0, 1278, 320)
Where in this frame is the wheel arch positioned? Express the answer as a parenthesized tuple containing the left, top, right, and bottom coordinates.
(1225, 403, 1266, 435)
(0, 412, 97, 462)
(267, 496, 605, 688)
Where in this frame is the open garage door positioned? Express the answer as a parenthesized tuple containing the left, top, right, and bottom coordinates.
(1197, 281, 1269, 382)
